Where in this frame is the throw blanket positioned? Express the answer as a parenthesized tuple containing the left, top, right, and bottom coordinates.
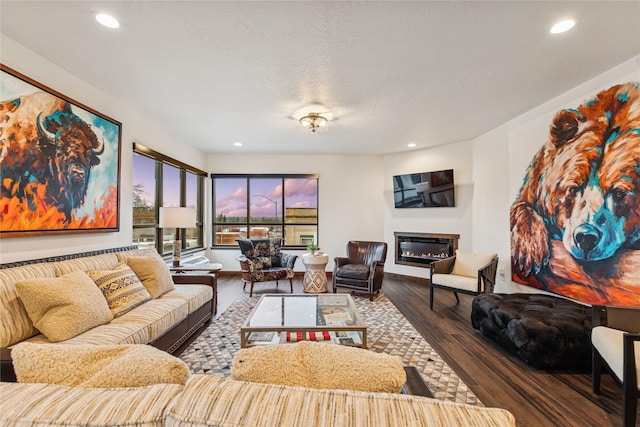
(12, 342, 189, 387)
(231, 341, 406, 393)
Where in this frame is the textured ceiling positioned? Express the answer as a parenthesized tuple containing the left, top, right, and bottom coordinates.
(1, 1, 639, 155)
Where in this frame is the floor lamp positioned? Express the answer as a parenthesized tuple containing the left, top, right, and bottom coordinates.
(159, 207, 196, 267)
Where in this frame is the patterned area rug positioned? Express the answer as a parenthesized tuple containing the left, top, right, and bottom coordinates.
(180, 293, 480, 405)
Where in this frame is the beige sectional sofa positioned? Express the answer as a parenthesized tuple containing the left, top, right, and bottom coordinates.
(0, 374, 516, 426)
(0, 246, 516, 426)
(0, 246, 215, 379)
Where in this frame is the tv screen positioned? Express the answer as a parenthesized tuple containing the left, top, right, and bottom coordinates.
(393, 169, 455, 208)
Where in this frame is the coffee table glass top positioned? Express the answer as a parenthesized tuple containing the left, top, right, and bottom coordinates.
(241, 294, 366, 347)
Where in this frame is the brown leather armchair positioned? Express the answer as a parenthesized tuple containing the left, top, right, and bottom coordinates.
(332, 241, 387, 301)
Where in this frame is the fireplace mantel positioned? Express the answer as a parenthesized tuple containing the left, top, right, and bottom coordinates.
(394, 232, 460, 268)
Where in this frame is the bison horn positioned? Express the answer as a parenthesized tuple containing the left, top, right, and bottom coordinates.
(92, 139, 106, 156)
(36, 112, 58, 146)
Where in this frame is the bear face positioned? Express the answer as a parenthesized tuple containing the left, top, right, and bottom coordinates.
(511, 83, 640, 278)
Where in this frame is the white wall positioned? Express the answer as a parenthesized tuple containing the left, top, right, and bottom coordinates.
(383, 140, 474, 278)
(3, 32, 637, 293)
(0, 35, 208, 263)
(207, 154, 385, 272)
(473, 55, 640, 294)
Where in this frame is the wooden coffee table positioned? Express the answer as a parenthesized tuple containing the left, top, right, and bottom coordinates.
(240, 294, 366, 348)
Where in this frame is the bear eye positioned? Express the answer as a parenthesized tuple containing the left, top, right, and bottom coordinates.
(612, 189, 627, 203)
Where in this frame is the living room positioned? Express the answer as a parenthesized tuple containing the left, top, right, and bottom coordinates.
(1, 2, 640, 426)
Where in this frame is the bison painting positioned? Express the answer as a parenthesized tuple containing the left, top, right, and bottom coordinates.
(1, 92, 104, 221)
(511, 82, 640, 306)
(1, 67, 120, 234)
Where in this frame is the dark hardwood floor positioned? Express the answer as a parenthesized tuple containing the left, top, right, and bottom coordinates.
(214, 273, 630, 427)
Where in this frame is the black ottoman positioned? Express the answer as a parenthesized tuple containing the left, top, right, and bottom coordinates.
(471, 293, 592, 370)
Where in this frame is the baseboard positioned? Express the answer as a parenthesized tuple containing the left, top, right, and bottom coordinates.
(385, 272, 428, 286)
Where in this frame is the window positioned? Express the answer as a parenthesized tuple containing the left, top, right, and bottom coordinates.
(133, 143, 206, 255)
(212, 174, 318, 247)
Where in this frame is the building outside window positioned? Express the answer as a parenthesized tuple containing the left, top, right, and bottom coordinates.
(212, 174, 318, 247)
(133, 144, 206, 255)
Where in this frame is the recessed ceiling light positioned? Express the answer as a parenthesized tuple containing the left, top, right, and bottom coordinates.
(96, 14, 120, 29)
(233, 142, 243, 147)
(550, 19, 575, 34)
(408, 143, 417, 148)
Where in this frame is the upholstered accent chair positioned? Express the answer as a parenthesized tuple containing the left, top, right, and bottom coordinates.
(429, 249, 498, 310)
(237, 238, 298, 297)
(592, 305, 640, 427)
(332, 241, 387, 301)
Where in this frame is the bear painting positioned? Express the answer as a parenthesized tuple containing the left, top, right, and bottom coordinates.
(510, 82, 640, 306)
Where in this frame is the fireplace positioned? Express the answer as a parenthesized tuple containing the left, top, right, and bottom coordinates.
(394, 232, 459, 268)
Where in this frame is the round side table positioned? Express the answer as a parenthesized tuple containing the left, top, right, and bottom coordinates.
(301, 253, 329, 293)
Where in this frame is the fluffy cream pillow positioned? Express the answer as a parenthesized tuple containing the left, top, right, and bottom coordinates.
(14, 271, 113, 342)
(231, 341, 406, 393)
(87, 264, 151, 317)
(125, 256, 175, 298)
(12, 343, 190, 387)
(451, 249, 497, 278)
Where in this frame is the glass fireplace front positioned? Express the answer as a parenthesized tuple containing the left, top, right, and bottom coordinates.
(394, 232, 459, 268)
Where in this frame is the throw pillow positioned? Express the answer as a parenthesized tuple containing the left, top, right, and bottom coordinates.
(231, 341, 406, 393)
(11, 342, 190, 387)
(14, 271, 114, 342)
(125, 256, 175, 298)
(451, 249, 497, 278)
(87, 265, 151, 317)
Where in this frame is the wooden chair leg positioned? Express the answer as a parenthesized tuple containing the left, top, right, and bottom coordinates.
(275, 279, 279, 288)
(592, 348, 602, 394)
(243, 282, 246, 291)
(288, 278, 293, 293)
(429, 284, 435, 310)
(623, 382, 637, 427)
(249, 282, 254, 297)
(454, 291, 460, 304)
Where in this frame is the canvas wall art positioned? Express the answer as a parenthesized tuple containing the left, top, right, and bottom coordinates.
(510, 82, 640, 306)
(0, 65, 121, 236)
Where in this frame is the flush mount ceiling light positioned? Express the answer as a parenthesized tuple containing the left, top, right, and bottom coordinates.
(96, 13, 120, 29)
(550, 19, 575, 34)
(299, 112, 329, 134)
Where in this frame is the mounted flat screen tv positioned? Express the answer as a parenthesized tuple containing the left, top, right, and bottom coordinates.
(393, 169, 455, 208)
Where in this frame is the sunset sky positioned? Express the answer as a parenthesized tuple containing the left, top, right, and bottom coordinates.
(133, 153, 317, 218)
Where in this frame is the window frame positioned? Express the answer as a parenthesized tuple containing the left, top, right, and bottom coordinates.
(211, 173, 319, 249)
(133, 143, 207, 256)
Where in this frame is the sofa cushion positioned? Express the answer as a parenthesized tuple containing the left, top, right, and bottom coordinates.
(125, 256, 175, 298)
(431, 273, 478, 292)
(0, 264, 55, 348)
(451, 250, 497, 278)
(164, 375, 516, 427)
(12, 342, 189, 387)
(15, 271, 114, 342)
(0, 381, 182, 427)
(23, 298, 190, 347)
(50, 253, 120, 276)
(336, 263, 370, 280)
(88, 265, 151, 317)
(161, 284, 213, 314)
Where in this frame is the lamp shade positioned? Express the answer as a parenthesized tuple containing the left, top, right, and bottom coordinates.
(159, 207, 196, 228)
